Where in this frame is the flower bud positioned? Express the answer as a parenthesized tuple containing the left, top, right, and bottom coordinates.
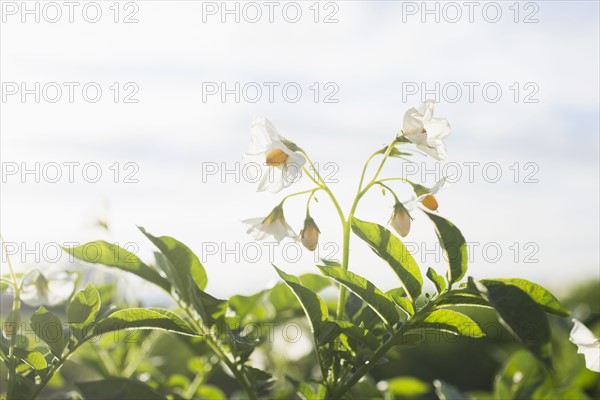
(390, 202, 412, 237)
(421, 194, 439, 211)
(300, 217, 320, 251)
(3, 311, 20, 340)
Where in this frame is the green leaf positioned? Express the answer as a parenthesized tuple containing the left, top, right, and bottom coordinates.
(388, 377, 431, 399)
(494, 350, 550, 400)
(480, 278, 569, 317)
(434, 292, 491, 309)
(67, 283, 101, 331)
(140, 227, 207, 299)
(434, 379, 468, 400)
(76, 377, 166, 400)
(387, 288, 415, 316)
(273, 266, 329, 342)
(407, 309, 484, 338)
(476, 279, 552, 365)
(64, 241, 170, 292)
(351, 218, 423, 301)
(427, 267, 447, 294)
(189, 284, 228, 325)
(14, 348, 47, 371)
(196, 385, 227, 400)
(269, 273, 331, 312)
(30, 307, 64, 356)
(93, 308, 197, 337)
(318, 264, 399, 329)
(334, 320, 380, 351)
(423, 212, 468, 285)
(245, 366, 275, 391)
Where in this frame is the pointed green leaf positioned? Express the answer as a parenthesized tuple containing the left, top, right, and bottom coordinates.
(334, 320, 380, 351)
(93, 308, 197, 337)
(426, 267, 447, 294)
(386, 288, 415, 316)
(423, 212, 468, 285)
(351, 218, 423, 301)
(317, 264, 399, 328)
(76, 377, 165, 400)
(407, 309, 484, 338)
(476, 280, 552, 365)
(189, 283, 228, 326)
(30, 307, 64, 356)
(480, 278, 569, 317)
(14, 348, 47, 371)
(64, 241, 170, 292)
(140, 228, 208, 299)
(67, 283, 101, 330)
(273, 266, 329, 340)
(388, 377, 431, 398)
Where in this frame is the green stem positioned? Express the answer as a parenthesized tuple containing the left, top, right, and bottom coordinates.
(335, 141, 397, 319)
(330, 290, 456, 399)
(375, 182, 400, 204)
(27, 341, 85, 400)
(2, 237, 21, 400)
(176, 300, 258, 400)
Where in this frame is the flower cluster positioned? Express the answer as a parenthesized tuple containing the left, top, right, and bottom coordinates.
(242, 101, 452, 249)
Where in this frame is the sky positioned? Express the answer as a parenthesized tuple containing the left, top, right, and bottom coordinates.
(1, 0, 598, 301)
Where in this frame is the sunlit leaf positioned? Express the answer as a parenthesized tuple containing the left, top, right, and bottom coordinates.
(387, 288, 415, 316)
(406, 309, 484, 338)
(318, 264, 399, 329)
(14, 348, 47, 371)
(273, 266, 330, 345)
(64, 241, 170, 292)
(30, 307, 65, 356)
(93, 308, 197, 337)
(434, 291, 491, 309)
(351, 218, 423, 301)
(423, 212, 468, 286)
(387, 377, 431, 399)
(67, 283, 101, 332)
(480, 278, 570, 317)
(140, 227, 208, 299)
(426, 267, 447, 294)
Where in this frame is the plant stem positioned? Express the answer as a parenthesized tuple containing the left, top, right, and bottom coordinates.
(2, 237, 21, 400)
(27, 341, 85, 400)
(176, 300, 258, 400)
(330, 290, 458, 399)
(335, 141, 397, 320)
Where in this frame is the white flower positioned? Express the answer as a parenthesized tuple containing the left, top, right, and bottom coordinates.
(570, 318, 600, 373)
(300, 217, 320, 251)
(400, 100, 451, 161)
(243, 205, 298, 242)
(389, 202, 412, 237)
(20, 269, 76, 307)
(406, 177, 447, 212)
(243, 117, 306, 193)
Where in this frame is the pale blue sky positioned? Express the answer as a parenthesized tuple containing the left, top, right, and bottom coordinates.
(1, 1, 598, 299)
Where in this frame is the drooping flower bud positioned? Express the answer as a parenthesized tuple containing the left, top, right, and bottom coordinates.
(2, 311, 20, 340)
(300, 217, 320, 251)
(421, 194, 439, 211)
(389, 202, 412, 237)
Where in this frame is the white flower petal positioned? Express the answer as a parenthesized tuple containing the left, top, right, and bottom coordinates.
(570, 319, 600, 373)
